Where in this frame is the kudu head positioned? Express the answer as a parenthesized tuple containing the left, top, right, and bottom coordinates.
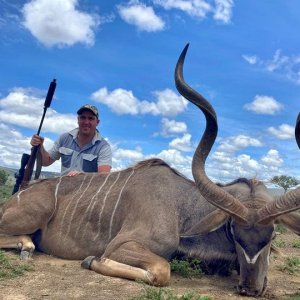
(175, 44, 300, 297)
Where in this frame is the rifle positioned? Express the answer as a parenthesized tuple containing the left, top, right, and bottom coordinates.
(12, 79, 57, 194)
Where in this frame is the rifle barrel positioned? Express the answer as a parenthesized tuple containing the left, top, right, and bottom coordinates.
(17, 79, 57, 191)
(44, 79, 56, 108)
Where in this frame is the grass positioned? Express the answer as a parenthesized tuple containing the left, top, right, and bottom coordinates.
(285, 292, 300, 300)
(170, 259, 203, 278)
(272, 239, 286, 248)
(275, 224, 288, 234)
(129, 285, 212, 300)
(292, 239, 300, 249)
(0, 250, 33, 280)
(279, 256, 300, 275)
(289, 293, 300, 300)
(130, 260, 207, 300)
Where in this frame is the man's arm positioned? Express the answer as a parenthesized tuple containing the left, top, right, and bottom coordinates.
(98, 165, 111, 173)
(30, 134, 55, 166)
(39, 145, 55, 166)
(97, 142, 112, 174)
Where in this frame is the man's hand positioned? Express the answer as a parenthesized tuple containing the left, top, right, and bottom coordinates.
(30, 134, 44, 147)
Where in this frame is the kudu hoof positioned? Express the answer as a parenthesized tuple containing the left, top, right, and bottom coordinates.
(81, 256, 96, 269)
(20, 250, 32, 260)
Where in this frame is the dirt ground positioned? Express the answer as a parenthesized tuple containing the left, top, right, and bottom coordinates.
(0, 231, 299, 300)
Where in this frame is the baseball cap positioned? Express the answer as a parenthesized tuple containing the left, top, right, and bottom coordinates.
(77, 104, 99, 118)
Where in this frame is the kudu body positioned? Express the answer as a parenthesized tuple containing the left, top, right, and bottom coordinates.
(1, 45, 300, 296)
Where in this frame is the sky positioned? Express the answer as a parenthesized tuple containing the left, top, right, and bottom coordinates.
(1, 0, 300, 185)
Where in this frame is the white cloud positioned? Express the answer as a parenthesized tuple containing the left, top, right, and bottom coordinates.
(206, 135, 269, 182)
(153, 0, 234, 24)
(150, 89, 188, 116)
(91, 87, 188, 117)
(267, 124, 294, 140)
(169, 133, 193, 152)
(213, 0, 233, 24)
(111, 145, 194, 178)
(160, 118, 187, 136)
(265, 50, 300, 84)
(217, 134, 262, 152)
(243, 49, 300, 85)
(153, 0, 211, 19)
(91, 87, 140, 115)
(244, 95, 283, 115)
(22, 0, 99, 47)
(237, 154, 259, 170)
(154, 148, 193, 178)
(112, 146, 144, 170)
(0, 86, 75, 173)
(265, 49, 289, 72)
(242, 54, 257, 65)
(209, 146, 284, 183)
(118, 0, 165, 32)
(261, 149, 283, 168)
(210, 150, 232, 163)
(0, 122, 60, 172)
(114, 147, 144, 161)
(0, 88, 77, 134)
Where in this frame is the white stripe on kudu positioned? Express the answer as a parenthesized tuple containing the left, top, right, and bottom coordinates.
(108, 169, 135, 240)
(93, 171, 121, 242)
(59, 174, 88, 240)
(48, 176, 63, 221)
(86, 173, 112, 220)
(64, 174, 96, 239)
(75, 173, 112, 239)
(59, 174, 87, 235)
(17, 185, 34, 205)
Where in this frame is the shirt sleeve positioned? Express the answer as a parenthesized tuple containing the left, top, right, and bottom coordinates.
(97, 142, 112, 167)
(48, 139, 61, 161)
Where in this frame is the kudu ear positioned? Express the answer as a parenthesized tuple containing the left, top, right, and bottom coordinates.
(180, 210, 228, 238)
(276, 212, 300, 235)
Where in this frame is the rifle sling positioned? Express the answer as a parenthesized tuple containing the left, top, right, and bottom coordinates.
(34, 147, 42, 180)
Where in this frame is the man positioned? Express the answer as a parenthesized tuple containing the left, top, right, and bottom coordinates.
(30, 104, 112, 176)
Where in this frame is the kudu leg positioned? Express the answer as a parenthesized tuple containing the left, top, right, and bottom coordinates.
(0, 206, 41, 259)
(82, 241, 170, 286)
(0, 235, 35, 259)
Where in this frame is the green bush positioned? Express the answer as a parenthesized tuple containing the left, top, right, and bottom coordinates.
(0, 169, 9, 186)
(0, 184, 13, 207)
(170, 259, 203, 278)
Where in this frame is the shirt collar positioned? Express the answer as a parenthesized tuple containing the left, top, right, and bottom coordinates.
(69, 128, 102, 144)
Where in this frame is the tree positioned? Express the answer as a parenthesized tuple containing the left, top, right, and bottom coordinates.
(271, 175, 299, 193)
(0, 169, 9, 186)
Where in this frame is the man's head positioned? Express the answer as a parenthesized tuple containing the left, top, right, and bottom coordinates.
(77, 104, 99, 119)
(77, 104, 100, 137)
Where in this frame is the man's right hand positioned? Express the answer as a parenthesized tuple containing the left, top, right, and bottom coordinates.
(30, 134, 44, 147)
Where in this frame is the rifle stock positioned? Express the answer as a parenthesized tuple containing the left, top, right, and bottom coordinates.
(12, 153, 30, 194)
(19, 146, 40, 190)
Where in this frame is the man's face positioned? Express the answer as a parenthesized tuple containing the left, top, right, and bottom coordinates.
(77, 111, 99, 136)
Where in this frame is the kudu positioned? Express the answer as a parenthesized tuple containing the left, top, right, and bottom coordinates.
(0, 44, 299, 297)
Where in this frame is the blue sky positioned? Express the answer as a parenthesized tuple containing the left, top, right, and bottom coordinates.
(1, 0, 300, 185)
